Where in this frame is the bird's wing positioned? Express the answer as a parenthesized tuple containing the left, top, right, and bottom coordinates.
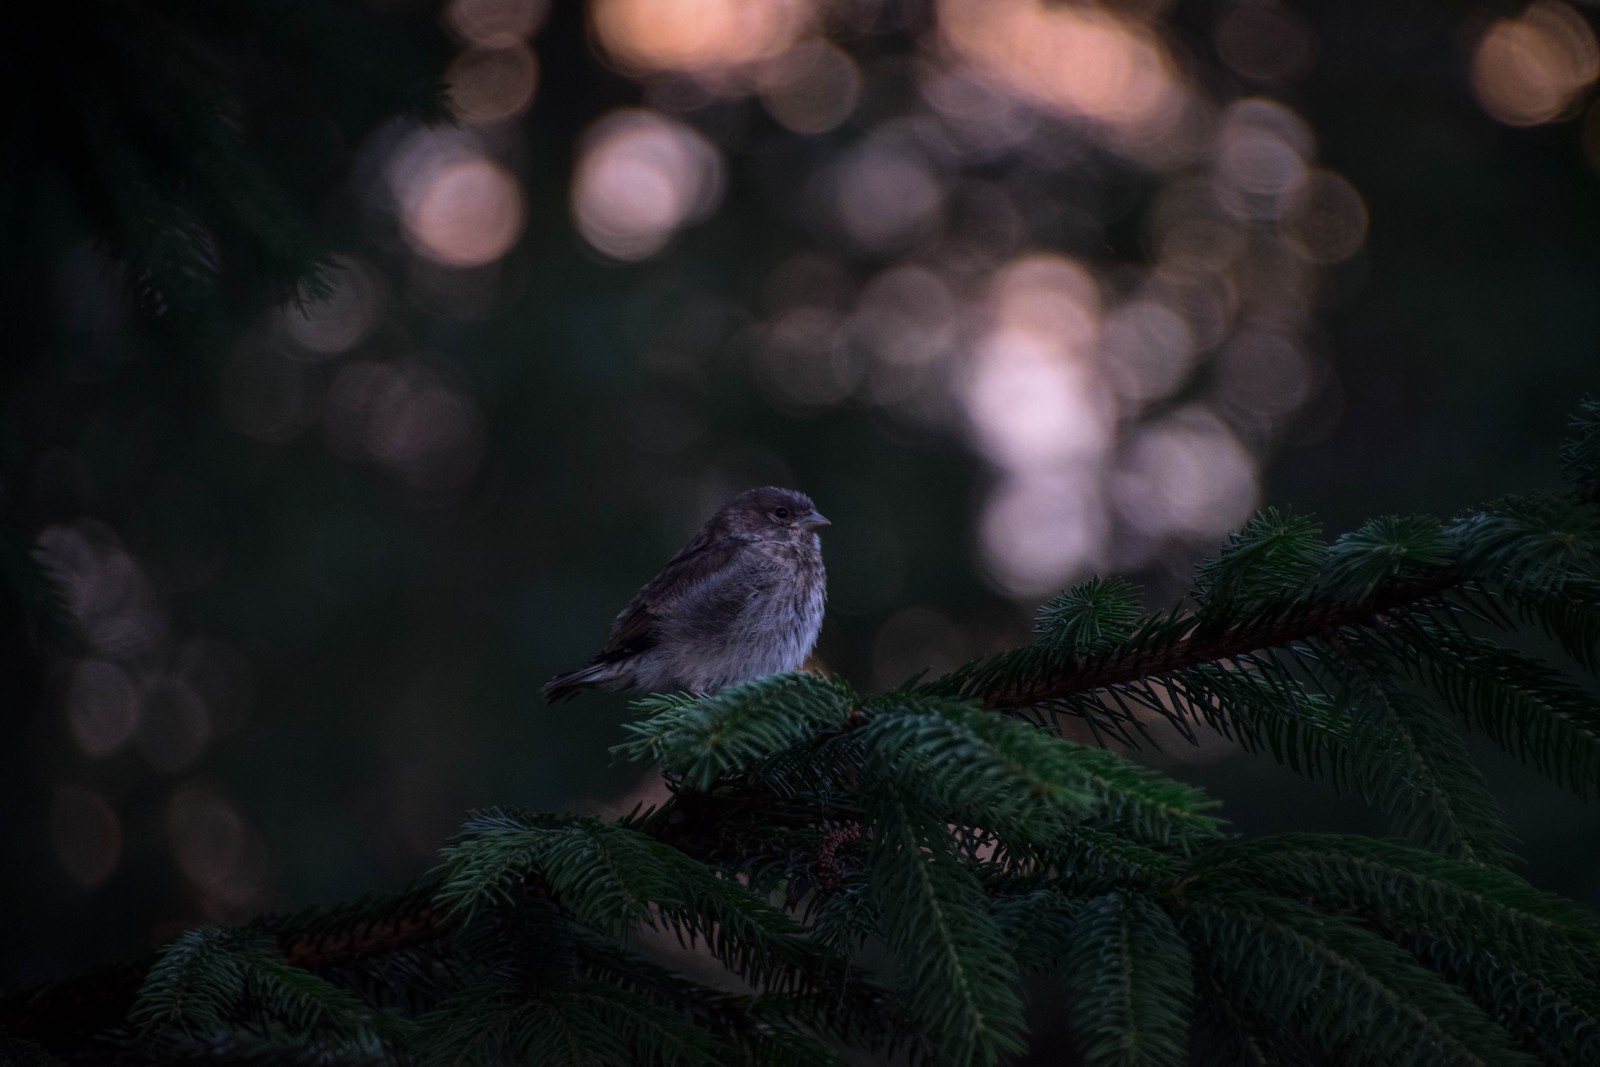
(592, 533, 758, 663)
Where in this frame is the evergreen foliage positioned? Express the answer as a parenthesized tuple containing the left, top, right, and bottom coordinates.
(8, 407, 1600, 1064)
(1059, 891, 1193, 1067)
(1, 0, 445, 323)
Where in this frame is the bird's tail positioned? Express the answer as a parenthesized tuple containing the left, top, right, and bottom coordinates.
(541, 663, 610, 704)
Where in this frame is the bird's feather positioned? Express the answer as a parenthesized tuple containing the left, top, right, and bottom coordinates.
(593, 532, 754, 662)
(542, 486, 827, 702)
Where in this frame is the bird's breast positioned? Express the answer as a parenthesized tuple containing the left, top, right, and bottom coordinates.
(665, 540, 825, 691)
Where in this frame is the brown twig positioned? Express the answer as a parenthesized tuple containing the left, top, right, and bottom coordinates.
(279, 904, 451, 970)
(0, 903, 457, 1048)
(976, 573, 1461, 710)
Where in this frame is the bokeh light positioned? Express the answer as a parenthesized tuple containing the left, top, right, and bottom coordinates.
(1213, 328, 1315, 439)
(1282, 168, 1368, 264)
(753, 307, 855, 409)
(280, 256, 383, 357)
(50, 786, 121, 888)
(36, 521, 168, 662)
(387, 127, 526, 269)
(324, 360, 485, 495)
(967, 319, 1105, 469)
(592, 0, 813, 78)
(1471, 1, 1599, 127)
(572, 110, 724, 260)
(1212, 99, 1313, 222)
(758, 40, 862, 134)
(1214, 1, 1318, 85)
(1099, 300, 1196, 406)
(938, 0, 1185, 150)
(966, 256, 1107, 468)
(963, 256, 1118, 595)
(403, 159, 526, 268)
(1152, 180, 1244, 282)
(447, 44, 539, 125)
(445, 0, 549, 46)
(167, 786, 270, 913)
(981, 472, 1111, 597)
(829, 133, 945, 252)
(1111, 409, 1258, 542)
(850, 264, 964, 417)
(919, 67, 1042, 161)
(65, 659, 140, 758)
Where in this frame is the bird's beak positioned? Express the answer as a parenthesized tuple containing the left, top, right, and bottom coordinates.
(801, 511, 832, 532)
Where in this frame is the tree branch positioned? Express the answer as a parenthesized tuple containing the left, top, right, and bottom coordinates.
(0, 573, 1463, 1048)
(972, 574, 1462, 710)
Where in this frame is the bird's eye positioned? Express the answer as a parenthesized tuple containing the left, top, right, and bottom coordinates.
(773, 507, 790, 520)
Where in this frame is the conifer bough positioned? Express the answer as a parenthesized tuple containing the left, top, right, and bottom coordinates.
(7, 403, 1600, 1066)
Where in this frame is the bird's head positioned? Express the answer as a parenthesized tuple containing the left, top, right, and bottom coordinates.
(720, 487, 831, 543)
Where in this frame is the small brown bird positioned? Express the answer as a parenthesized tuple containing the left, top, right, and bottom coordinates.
(542, 487, 830, 702)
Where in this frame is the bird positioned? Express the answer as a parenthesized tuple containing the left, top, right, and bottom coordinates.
(542, 486, 830, 702)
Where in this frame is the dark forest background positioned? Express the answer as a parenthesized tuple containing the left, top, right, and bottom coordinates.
(3, 0, 1598, 1002)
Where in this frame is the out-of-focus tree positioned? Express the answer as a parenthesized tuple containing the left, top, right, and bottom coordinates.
(1, 0, 448, 981)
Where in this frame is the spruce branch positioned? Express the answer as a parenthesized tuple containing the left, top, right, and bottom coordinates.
(1187, 834, 1600, 965)
(262, 885, 451, 971)
(1179, 891, 1540, 1067)
(1059, 891, 1193, 1067)
(1320, 638, 1519, 867)
(1562, 395, 1600, 499)
(864, 787, 1027, 1067)
(949, 571, 1460, 711)
(1407, 939, 1600, 1066)
(11, 410, 1600, 1064)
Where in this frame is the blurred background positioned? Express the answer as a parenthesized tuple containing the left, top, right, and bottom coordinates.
(4, 0, 1599, 1006)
